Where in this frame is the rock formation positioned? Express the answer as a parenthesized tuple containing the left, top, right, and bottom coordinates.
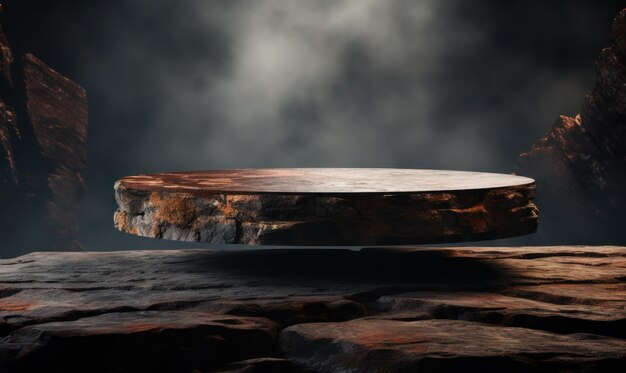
(517, 9, 626, 244)
(0, 246, 624, 372)
(114, 169, 538, 245)
(0, 7, 87, 256)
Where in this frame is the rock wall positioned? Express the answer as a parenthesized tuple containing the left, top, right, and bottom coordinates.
(0, 7, 87, 256)
(518, 8, 626, 244)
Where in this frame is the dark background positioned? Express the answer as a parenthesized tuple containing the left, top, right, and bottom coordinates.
(2, 0, 624, 250)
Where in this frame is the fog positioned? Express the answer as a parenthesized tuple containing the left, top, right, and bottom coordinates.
(3, 0, 622, 250)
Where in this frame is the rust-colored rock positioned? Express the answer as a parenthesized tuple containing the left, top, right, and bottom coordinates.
(0, 11, 87, 256)
(0, 13, 12, 87)
(280, 319, 626, 372)
(114, 168, 538, 245)
(374, 290, 626, 337)
(0, 246, 624, 372)
(20, 53, 88, 251)
(0, 100, 17, 190)
(1, 311, 278, 372)
(517, 8, 626, 244)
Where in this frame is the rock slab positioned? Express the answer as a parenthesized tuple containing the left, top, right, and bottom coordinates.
(114, 169, 538, 245)
(0, 246, 624, 372)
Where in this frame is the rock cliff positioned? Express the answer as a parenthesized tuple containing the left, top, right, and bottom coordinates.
(518, 9, 626, 244)
(0, 8, 87, 256)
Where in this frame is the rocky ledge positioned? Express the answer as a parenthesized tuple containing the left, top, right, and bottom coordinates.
(0, 246, 624, 372)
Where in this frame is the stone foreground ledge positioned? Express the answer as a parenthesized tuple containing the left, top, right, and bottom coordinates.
(0, 246, 624, 372)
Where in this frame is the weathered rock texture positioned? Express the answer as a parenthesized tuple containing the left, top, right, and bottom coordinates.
(0, 10, 87, 256)
(114, 169, 538, 245)
(0, 246, 624, 372)
(517, 8, 626, 244)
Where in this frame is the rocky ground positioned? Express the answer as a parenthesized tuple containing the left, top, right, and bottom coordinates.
(0, 246, 624, 372)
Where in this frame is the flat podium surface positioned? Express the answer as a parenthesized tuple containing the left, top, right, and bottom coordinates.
(114, 168, 538, 245)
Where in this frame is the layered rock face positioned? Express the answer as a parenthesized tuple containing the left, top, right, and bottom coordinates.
(518, 9, 626, 244)
(0, 247, 624, 372)
(0, 10, 87, 256)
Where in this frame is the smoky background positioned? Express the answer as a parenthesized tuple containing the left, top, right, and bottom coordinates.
(2, 0, 624, 250)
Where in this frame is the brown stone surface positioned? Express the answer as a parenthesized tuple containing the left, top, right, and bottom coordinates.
(116, 169, 535, 194)
(114, 169, 538, 245)
(0, 100, 17, 190)
(20, 53, 88, 251)
(281, 319, 626, 372)
(517, 8, 626, 244)
(0, 15, 12, 87)
(0, 246, 624, 372)
(1, 312, 278, 372)
(0, 14, 87, 256)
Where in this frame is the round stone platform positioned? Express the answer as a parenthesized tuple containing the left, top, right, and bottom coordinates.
(114, 168, 538, 245)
